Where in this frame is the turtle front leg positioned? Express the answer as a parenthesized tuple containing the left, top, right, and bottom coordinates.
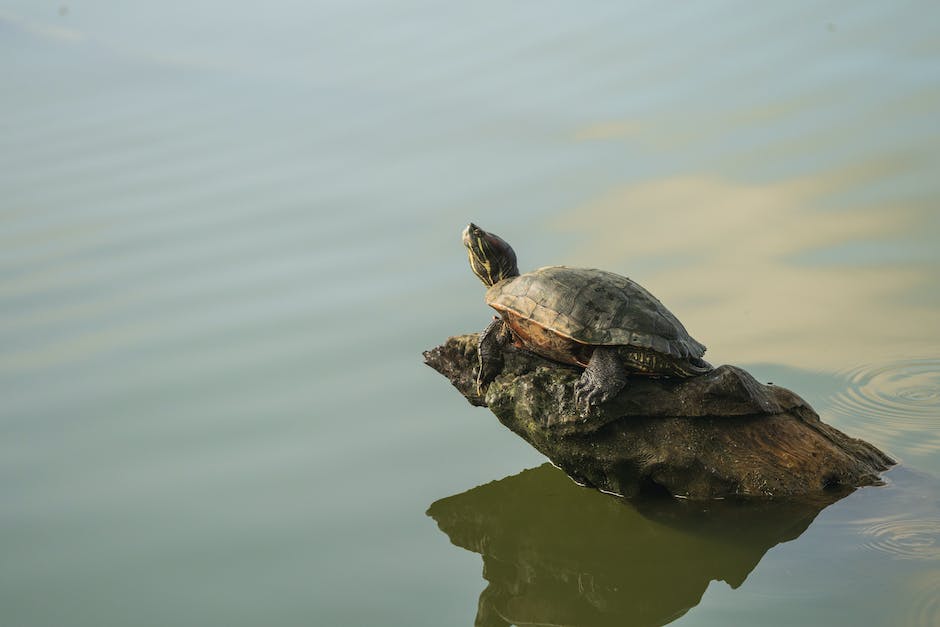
(574, 346, 628, 415)
(477, 316, 510, 394)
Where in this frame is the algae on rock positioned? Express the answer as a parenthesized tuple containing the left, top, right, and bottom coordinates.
(424, 334, 893, 500)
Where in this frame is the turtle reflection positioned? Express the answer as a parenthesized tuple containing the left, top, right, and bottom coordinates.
(428, 464, 847, 627)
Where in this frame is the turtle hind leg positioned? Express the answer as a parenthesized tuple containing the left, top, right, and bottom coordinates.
(477, 316, 510, 393)
(574, 346, 627, 414)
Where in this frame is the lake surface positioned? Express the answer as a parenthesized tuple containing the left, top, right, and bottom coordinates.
(2, 2, 939, 625)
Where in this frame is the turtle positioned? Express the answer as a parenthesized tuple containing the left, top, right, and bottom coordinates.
(462, 223, 712, 412)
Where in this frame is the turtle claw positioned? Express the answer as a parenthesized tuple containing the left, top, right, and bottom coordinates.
(575, 372, 625, 417)
(574, 376, 604, 416)
(574, 346, 628, 416)
(477, 317, 508, 397)
(474, 366, 487, 396)
(476, 358, 501, 396)
(474, 368, 488, 397)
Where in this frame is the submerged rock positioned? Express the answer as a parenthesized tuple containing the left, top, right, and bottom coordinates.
(424, 334, 894, 500)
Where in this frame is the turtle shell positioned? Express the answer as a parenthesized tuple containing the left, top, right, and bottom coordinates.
(486, 265, 706, 361)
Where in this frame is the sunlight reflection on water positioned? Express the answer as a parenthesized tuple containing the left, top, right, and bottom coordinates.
(552, 176, 940, 371)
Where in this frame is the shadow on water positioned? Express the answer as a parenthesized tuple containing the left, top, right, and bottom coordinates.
(427, 463, 849, 627)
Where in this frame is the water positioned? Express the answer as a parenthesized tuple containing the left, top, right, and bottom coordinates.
(2, 2, 939, 625)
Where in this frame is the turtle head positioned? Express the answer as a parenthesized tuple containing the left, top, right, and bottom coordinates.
(462, 223, 520, 287)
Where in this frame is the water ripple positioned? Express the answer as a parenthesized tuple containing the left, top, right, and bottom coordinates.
(860, 517, 940, 561)
(829, 359, 940, 454)
(905, 571, 940, 627)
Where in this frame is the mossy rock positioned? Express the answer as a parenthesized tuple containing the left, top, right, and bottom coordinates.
(424, 334, 894, 500)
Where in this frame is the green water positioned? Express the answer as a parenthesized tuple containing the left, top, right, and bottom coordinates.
(2, 2, 940, 625)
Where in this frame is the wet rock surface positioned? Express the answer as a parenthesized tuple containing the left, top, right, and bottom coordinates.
(424, 334, 894, 500)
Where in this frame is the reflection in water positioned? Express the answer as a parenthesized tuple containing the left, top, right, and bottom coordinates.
(829, 359, 940, 454)
(428, 464, 844, 627)
(552, 177, 940, 371)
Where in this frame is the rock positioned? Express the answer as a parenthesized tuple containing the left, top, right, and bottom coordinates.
(423, 334, 894, 500)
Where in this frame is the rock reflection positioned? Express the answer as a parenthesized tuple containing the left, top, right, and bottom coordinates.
(428, 464, 846, 627)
